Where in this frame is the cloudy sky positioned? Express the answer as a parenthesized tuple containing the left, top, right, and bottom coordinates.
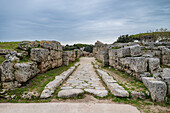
(0, 0, 170, 44)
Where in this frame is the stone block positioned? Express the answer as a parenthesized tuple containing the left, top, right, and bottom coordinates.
(142, 77, 167, 102)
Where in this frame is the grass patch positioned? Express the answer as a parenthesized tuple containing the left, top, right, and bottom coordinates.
(0, 42, 20, 50)
(0, 55, 6, 64)
(95, 58, 102, 64)
(19, 56, 30, 63)
(112, 47, 120, 49)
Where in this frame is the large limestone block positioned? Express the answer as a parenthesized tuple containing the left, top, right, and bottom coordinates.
(62, 52, 69, 66)
(161, 68, 170, 95)
(107, 83, 129, 97)
(117, 47, 130, 58)
(84, 89, 108, 97)
(120, 58, 131, 67)
(163, 77, 170, 95)
(0, 60, 14, 82)
(57, 58, 63, 67)
(142, 77, 167, 102)
(161, 47, 170, 66)
(50, 50, 58, 60)
(161, 68, 170, 78)
(51, 60, 58, 68)
(39, 60, 52, 73)
(129, 57, 147, 73)
(14, 62, 40, 83)
(40, 40, 62, 51)
(58, 51, 62, 59)
(148, 58, 161, 74)
(109, 49, 118, 60)
(129, 45, 142, 56)
(40, 78, 63, 98)
(58, 89, 84, 98)
(31, 48, 49, 62)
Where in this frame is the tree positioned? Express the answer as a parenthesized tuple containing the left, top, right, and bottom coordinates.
(116, 34, 134, 43)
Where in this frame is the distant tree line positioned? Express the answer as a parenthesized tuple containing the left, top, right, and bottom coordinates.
(116, 34, 134, 43)
(63, 44, 94, 53)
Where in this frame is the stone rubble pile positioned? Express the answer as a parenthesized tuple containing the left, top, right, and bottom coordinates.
(94, 41, 170, 102)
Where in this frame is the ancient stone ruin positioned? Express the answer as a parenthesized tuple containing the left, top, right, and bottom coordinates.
(0, 41, 82, 89)
(94, 41, 170, 102)
(0, 40, 169, 104)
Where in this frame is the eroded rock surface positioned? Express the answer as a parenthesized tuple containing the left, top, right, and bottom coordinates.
(142, 77, 167, 102)
(14, 62, 40, 83)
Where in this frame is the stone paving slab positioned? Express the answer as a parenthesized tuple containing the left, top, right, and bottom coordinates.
(0, 103, 140, 113)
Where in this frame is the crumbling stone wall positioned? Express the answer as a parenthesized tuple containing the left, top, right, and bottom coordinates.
(62, 49, 80, 66)
(94, 41, 170, 102)
(31, 41, 63, 73)
(0, 40, 81, 89)
(93, 41, 109, 66)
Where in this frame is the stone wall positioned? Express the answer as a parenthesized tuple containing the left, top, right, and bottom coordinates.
(93, 41, 109, 66)
(62, 49, 81, 66)
(94, 41, 170, 102)
(0, 40, 81, 89)
(30, 41, 63, 73)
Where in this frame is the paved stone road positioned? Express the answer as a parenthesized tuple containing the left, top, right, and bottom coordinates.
(62, 57, 104, 89)
(60, 57, 108, 97)
(0, 103, 140, 113)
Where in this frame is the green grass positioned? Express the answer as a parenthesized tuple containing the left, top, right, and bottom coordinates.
(112, 47, 120, 49)
(95, 58, 102, 64)
(0, 42, 20, 50)
(19, 56, 30, 63)
(0, 55, 6, 64)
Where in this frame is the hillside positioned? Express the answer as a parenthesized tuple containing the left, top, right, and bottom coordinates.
(116, 31, 170, 43)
